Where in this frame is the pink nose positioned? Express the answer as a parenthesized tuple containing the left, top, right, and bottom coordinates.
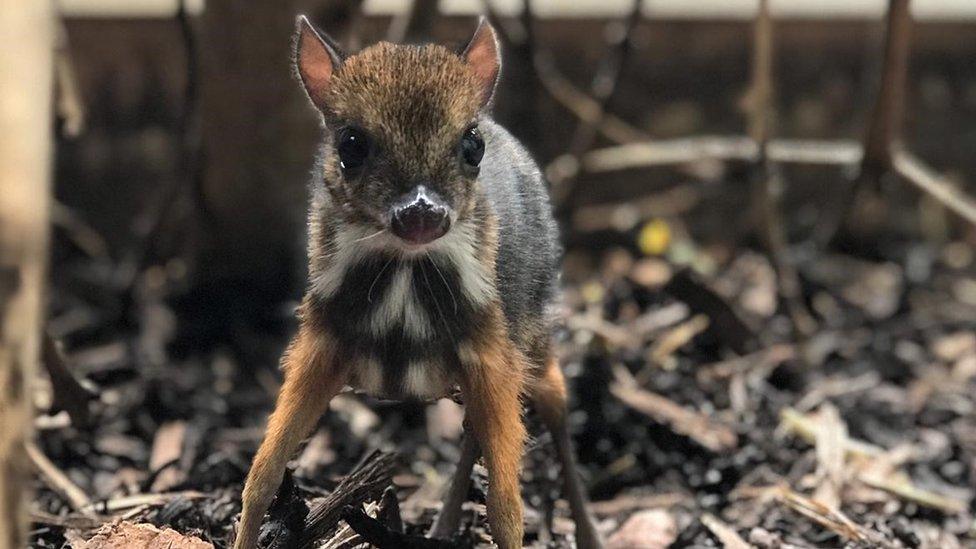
(390, 186, 451, 244)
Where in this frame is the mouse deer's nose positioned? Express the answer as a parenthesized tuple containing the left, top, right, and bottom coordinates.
(390, 185, 452, 245)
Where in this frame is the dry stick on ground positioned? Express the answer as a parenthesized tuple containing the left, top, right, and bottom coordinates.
(299, 450, 398, 548)
(549, 0, 644, 211)
(746, 0, 817, 337)
(611, 365, 738, 453)
(25, 442, 96, 519)
(0, 2, 54, 546)
(700, 513, 752, 549)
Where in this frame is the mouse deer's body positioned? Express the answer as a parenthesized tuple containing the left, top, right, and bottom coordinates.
(234, 17, 603, 549)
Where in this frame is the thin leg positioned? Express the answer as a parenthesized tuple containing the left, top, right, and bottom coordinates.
(530, 358, 604, 549)
(458, 337, 527, 549)
(234, 328, 346, 549)
(429, 433, 480, 539)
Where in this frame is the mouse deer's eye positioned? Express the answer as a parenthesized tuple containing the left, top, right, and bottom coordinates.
(460, 126, 485, 168)
(336, 127, 370, 173)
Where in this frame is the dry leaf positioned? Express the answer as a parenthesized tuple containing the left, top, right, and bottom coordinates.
(68, 521, 212, 549)
(607, 509, 677, 549)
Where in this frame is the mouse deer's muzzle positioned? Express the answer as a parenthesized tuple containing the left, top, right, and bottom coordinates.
(389, 185, 452, 245)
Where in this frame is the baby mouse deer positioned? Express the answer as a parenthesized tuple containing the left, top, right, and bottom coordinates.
(234, 16, 603, 549)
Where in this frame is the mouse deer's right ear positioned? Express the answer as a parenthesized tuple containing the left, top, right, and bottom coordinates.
(295, 15, 344, 109)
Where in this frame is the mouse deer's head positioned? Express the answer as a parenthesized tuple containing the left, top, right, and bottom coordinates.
(295, 16, 500, 250)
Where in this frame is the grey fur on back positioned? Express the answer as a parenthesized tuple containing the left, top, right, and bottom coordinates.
(478, 118, 561, 332)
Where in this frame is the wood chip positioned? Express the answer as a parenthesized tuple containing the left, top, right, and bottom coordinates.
(646, 314, 710, 370)
(148, 421, 186, 492)
(607, 509, 677, 549)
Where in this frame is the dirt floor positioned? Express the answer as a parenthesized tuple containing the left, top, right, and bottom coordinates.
(27, 208, 976, 549)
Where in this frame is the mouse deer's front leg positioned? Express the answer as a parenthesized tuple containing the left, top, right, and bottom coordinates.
(457, 316, 527, 549)
(234, 321, 347, 549)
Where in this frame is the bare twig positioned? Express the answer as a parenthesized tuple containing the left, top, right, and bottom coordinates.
(746, 0, 816, 337)
(533, 53, 649, 145)
(116, 0, 205, 297)
(550, 0, 643, 210)
(50, 200, 109, 259)
(891, 149, 976, 226)
(300, 450, 398, 548)
(701, 513, 753, 549)
(25, 441, 96, 517)
(861, 0, 912, 182)
(611, 366, 738, 453)
(386, 0, 438, 44)
(341, 506, 466, 548)
(578, 136, 863, 173)
(859, 472, 967, 514)
(779, 407, 885, 459)
(777, 487, 896, 547)
(81, 491, 208, 514)
(822, 0, 913, 242)
(588, 493, 686, 516)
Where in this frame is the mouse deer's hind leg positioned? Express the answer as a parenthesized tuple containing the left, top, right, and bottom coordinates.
(457, 327, 527, 549)
(234, 326, 346, 549)
(530, 357, 605, 549)
(429, 432, 480, 539)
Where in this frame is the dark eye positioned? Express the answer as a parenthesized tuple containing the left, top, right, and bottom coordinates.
(336, 127, 370, 172)
(460, 126, 485, 168)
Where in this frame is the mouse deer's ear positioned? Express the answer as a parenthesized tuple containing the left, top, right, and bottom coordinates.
(460, 17, 501, 107)
(295, 15, 344, 109)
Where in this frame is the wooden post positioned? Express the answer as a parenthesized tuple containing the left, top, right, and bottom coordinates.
(0, 0, 55, 546)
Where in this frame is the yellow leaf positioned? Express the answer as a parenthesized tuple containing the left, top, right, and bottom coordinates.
(638, 219, 671, 256)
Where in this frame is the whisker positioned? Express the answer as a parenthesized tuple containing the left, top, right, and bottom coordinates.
(353, 228, 386, 243)
(419, 260, 452, 336)
(426, 251, 459, 315)
(367, 256, 396, 304)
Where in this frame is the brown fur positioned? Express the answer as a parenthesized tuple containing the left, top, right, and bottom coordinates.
(316, 43, 484, 229)
(235, 17, 603, 549)
(235, 320, 348, 549)
(457, 309, 528, 549)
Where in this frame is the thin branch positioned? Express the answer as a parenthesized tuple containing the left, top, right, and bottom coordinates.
(892, 149, 976, 226)
(747, 0, 816, 336)
(550, 0, 644, 209)
(386, 0, 438, 44)
(26, 441, 97, 518)
(299, 450, 397, 548)
(578, 136, 863, 174)
(860, 0, 912, 181)
(533, 52, 649, 145)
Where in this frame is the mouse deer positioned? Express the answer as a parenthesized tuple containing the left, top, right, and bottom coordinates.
(234, 16, 604, 549)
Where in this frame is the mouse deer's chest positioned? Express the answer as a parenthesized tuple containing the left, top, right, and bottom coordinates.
(311, 228, 496, 399)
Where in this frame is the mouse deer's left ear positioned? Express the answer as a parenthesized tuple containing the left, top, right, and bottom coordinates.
(460, 17, 501, 107)
(295, 15, 344, 110)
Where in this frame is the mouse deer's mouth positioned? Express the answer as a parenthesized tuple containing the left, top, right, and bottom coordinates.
(388, 185, 453, 245)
